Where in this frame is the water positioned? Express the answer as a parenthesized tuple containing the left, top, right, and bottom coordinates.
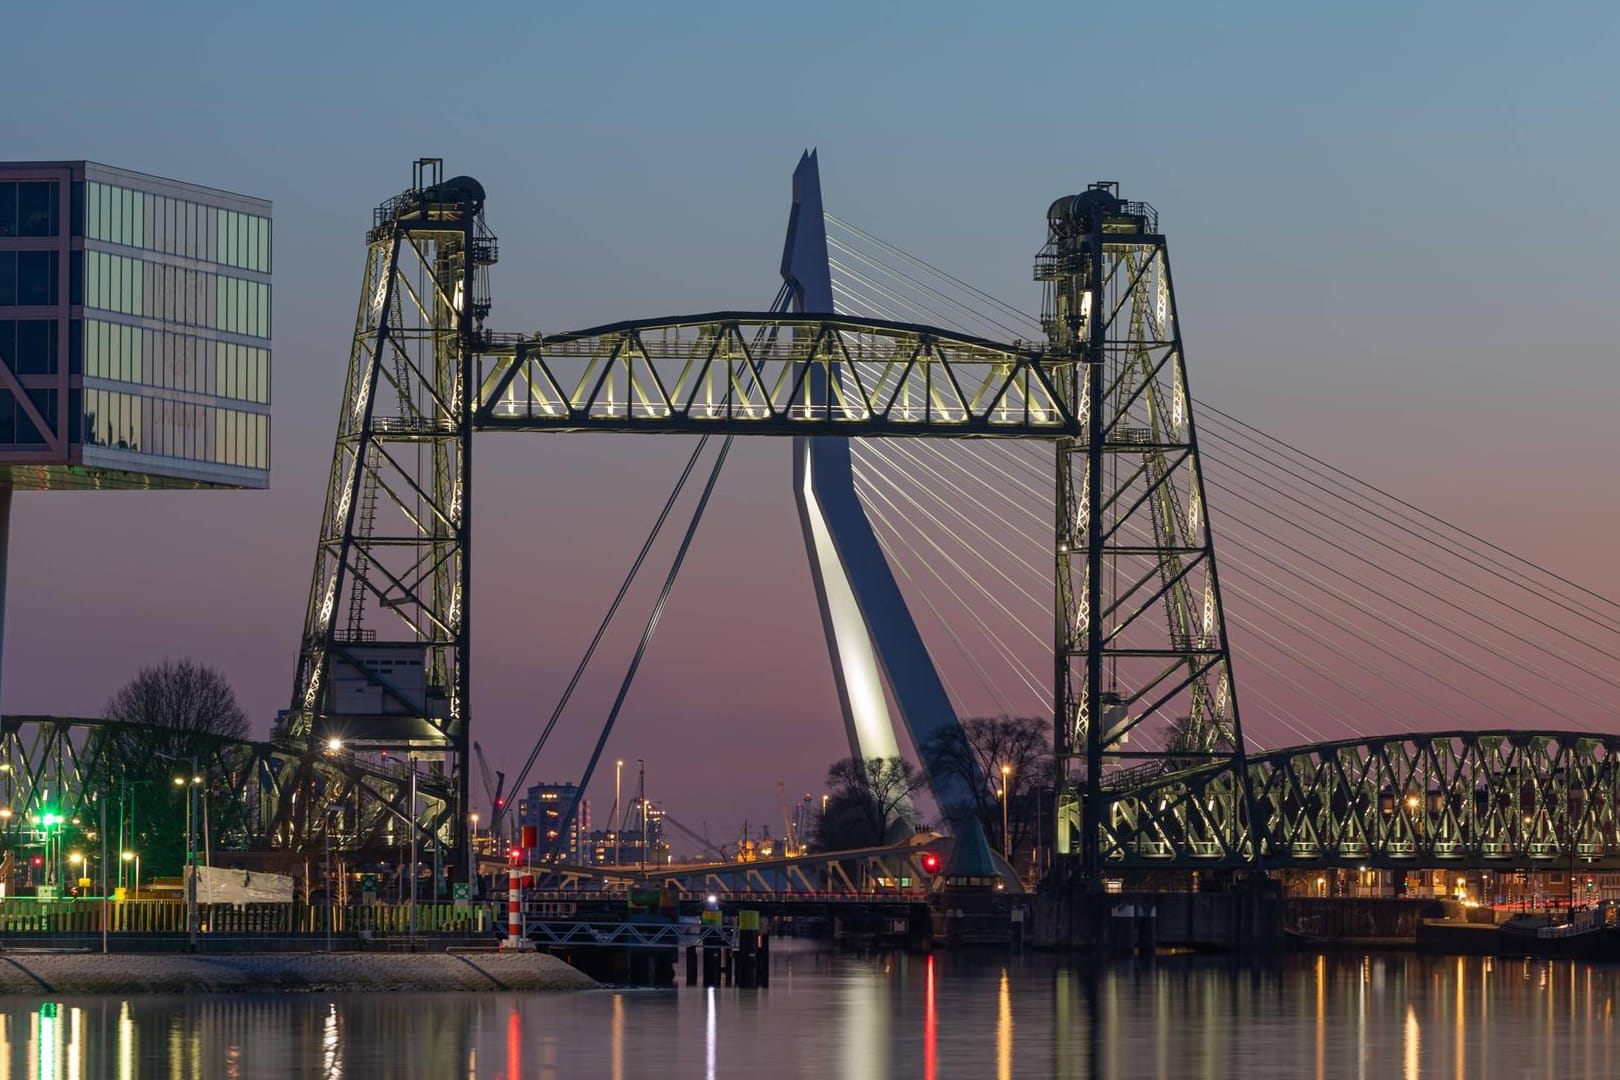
(1, 945, 1617, 1078)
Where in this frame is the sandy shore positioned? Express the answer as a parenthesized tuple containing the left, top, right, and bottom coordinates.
(0, 951, 598, 994)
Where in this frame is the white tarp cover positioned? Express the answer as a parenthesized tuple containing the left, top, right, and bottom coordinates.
(187, 865, 296, 904)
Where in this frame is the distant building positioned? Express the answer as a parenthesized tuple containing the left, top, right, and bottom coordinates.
(517, 782, 588, 863)
(576, 799, 673, 867)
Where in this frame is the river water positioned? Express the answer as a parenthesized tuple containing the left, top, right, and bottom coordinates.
(0, 945, 1615, 1078)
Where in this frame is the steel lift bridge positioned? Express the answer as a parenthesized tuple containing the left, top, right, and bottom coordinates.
(254, 155, 1620, 892)
(270, 153, 1233, 887)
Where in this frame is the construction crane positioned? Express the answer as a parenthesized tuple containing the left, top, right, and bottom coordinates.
(777, 781, 799, 857)
(659, 811, 728, 863)
(473, 742, 507, 842)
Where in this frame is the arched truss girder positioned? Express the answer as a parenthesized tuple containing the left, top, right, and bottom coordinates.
(0, 716, 451, 857)
(1101, 730, 1620, 870)
(474, 311, 1074, 437)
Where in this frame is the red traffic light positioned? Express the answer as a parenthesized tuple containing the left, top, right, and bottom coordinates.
(30, 856, 42, 867)
(920, 852, 942, 875)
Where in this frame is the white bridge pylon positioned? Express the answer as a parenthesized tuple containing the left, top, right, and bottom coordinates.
(782, 151, 997, 878)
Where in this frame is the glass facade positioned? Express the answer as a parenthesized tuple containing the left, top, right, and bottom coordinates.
(0, 161, 270, 490)
(84, 180, 269, 272)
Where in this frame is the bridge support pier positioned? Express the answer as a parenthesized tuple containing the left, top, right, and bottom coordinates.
(1032, 880, 1284, 952)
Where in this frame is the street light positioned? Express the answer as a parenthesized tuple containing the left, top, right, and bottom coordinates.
(37, 811, 62, 888)
(122, 851, 139, 896)
(1000, 765, 1013, 861)
(171, 766, 202, 948)
(324, 803, 339, 953)
(614, 760, 624, 868)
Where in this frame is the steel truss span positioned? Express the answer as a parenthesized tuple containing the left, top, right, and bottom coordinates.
(1099, 730, 1620, 870)
(474, 312, 1072, 437)
(516, 835, 952, 899)
(0, 716, 450, 859)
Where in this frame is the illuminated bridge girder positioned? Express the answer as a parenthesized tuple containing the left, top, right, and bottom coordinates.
(473, 312, 1072, 438)
(1097, 731, 1620, 870)
(0, 716, 450, 860)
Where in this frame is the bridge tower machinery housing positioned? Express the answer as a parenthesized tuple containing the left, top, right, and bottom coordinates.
(284, 159, 496, 862)
(1041, 184, 1257, 877)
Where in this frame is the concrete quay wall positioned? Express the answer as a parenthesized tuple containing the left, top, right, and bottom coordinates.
(0, 951, 598, 994)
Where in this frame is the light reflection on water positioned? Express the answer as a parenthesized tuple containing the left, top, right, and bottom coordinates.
(0, 947, 1618, 1078)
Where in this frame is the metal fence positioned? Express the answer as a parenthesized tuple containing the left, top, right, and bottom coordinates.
(0, 899, 500, 935)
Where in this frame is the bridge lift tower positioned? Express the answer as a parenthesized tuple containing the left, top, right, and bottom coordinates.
(1039, 185, 1256, 880)
(282, 160, 496, 865)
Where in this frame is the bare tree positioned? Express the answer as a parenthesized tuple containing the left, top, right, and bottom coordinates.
(104, 658, 249, 742)
(99, 659, 250, 875)
(921, 716, 1051, 856)
(812, 757, 926, 851)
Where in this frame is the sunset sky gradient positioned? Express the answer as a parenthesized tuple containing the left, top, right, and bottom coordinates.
(2, 0, 1616, 837)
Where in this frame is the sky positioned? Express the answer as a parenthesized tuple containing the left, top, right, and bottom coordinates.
(2, 0, 1617, 844)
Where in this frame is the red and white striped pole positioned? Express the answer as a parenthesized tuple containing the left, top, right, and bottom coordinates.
(506, 865, 521, 949)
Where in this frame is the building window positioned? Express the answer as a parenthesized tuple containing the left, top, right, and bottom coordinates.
(0, 182, 58, 238)
(16, 251, 57, 306)
(0, 320, 59, 376)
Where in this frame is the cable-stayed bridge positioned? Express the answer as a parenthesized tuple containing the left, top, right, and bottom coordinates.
(6, 156, 1620, 894)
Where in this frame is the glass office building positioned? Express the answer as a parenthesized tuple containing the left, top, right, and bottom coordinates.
(0, 161, 269, 489)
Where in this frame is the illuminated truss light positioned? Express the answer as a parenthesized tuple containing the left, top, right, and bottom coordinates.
(368, 263, 390, 320)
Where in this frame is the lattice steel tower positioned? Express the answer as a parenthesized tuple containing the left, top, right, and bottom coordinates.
(1041, 184, 1255, 879)
(285, 160, 495, 860)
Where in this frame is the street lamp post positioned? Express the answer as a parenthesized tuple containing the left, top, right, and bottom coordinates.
(324, 804, 337, 953)
(407, 755, 418, 947)
(159, 751, 202, 948)
(99, 791, 108, 954)
(122, 851, 138, 897)
(614, 760, 623, 868)
(1000, 765, 1013, 861)
(173, 762, 201, 949)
